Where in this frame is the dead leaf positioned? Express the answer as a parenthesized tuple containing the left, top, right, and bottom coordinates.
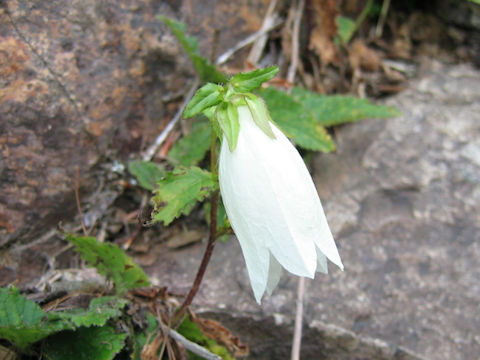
(349, 39, 381, 72)
(192, 316, 249, 357)
(308, 0, 339, 68)
(141, 332, 164, 360)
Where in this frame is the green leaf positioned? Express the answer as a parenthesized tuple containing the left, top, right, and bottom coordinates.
(133, 312, 159, 358)
(159, 16, 226, 83)
(152, 166, 218, 225)
(292, 87, 401, 126)
(178, 318, 234, 360)
(43, 325, 127, 360)
(336, 16, 356, 44)
(184, 83, 223, 118)
(260, 87, 336, 152)
(216, 102, 240, 151)
(66, 235, 150, 294)
(0, 288, 128, 351)
(168, 118, 212, 166)
(230, 66, 279, 92)
(244, 95, 276, 139)
(49, 296, 127, 328)
(0, 287, 51, 349)
(128, 160, 165, 191)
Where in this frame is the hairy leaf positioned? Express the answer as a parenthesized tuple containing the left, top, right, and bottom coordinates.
(0, 287, 51, 349)
(0, 289, 126, 351)
(292, 87, 401, 126)
(43, 325, 127, 360)
(159, 16, 226, 83)
(230, 66, 279, 93)
(128, 160, 165, 191)
(260, 87, 336, 152)
(184, 83, 223, 118)
(216, 102, 240, 151)
(168, 118, 212, 166)
(244, 95, 275, 139)
(152, 167, 218, 225)
(66, 235, 150, 294)
(50, 297, 127, 328)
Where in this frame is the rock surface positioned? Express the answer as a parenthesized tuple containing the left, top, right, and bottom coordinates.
(147, 61, 480, 359)
(0, 0, 269, 246)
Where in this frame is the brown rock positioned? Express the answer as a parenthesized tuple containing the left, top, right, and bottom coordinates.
(0, 0, 270, 246)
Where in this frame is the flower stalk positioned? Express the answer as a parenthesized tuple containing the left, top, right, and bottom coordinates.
(173, 131, 219, 326)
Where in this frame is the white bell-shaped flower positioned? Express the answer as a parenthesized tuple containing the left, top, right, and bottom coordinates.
(219, 105, 343, 303)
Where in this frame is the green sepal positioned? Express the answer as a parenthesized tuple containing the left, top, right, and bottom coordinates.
(244, 95, 276, 139)
(230, 66, 279, 93)
(183, 83, 223, 118)
(203, 106, 222, 139)
(216, 102, 240, 151)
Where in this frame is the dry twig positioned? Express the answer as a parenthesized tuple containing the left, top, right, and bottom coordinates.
(168, 328, 221, 360)
(216, 18, 283, 66)
(142, 79, 200, 161)
(287, 0, 305, 84)
(291, 277, 306, 360)
(247, 0, 279, 65)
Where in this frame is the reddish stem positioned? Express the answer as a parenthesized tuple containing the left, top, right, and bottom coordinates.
(173, 190, 219, 325)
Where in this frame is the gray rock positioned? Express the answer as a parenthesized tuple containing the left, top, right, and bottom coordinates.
(148, 61, 480, 359)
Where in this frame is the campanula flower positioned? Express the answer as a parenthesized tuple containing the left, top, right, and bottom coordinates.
(219, 105, 343, 303)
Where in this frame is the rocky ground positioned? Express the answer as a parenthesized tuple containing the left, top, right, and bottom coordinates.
(145, 60, 480, 360)
(2, 1, 480, 359)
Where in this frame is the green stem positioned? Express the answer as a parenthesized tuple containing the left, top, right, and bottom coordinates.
(353, 0, 374, 37)
(173, 132, 219, 325)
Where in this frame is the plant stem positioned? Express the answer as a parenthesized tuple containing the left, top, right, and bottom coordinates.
(173, 131, 219, 325)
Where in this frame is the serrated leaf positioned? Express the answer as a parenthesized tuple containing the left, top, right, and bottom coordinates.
(66, 235, 150, 294)
(159, 16, 226, 83)
(260, 87, 336, 152)
(0, 287, 51, 349)
(50, 296, 127, 328)
(230, 66, 279, 92)
(152, 166, 218, 225)
(292, 87, 401, 126)
(216, 102, 240, 151)
(336, 16, 356, 44)
(168, 118, 212, 166)
(128, 160, 165, 191)
(184, 83, 223, 118)
(0, 288, 127, 351)
(43, 325, 127, 360)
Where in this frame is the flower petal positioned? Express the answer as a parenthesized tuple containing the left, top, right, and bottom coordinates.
(219, 107, 317, 279)
(266, 254, 282, 295)
(219, 105, 343, 302)
(316, 248, 328, 274)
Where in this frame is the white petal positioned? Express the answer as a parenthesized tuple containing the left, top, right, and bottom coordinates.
(309, 195, 344, 270)
(237, 231, 270, 303)
(219, 105, 343, 301)
(316, 248, 328, 274)
(219, 106, 317, 278)
(266, 254, 282, 295)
